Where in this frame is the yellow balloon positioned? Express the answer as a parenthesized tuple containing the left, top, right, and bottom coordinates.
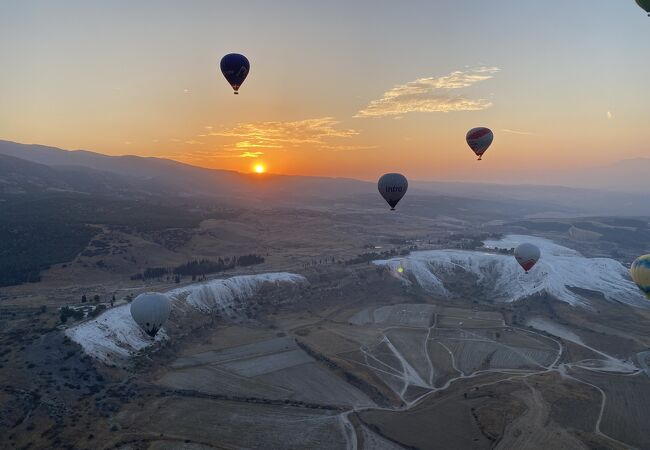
(630, 254, 650, 300)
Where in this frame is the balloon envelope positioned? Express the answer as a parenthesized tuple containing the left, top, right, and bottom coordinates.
(220, 53, 250, 93)
(630, 254, 650, 299)
(636, 0, 650, 14)
(378, 173, 408, 210)
(466, 127, 494, 159)
(130, 292, 171, 337)
(514, 243, 541, 273)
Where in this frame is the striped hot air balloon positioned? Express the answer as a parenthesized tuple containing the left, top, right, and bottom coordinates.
(630, 255, 650, 299)
(466, 127, 494, 160)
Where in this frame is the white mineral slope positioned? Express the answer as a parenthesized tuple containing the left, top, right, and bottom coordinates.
(167, 272, 306, 312)
(66, 273, 307, 363)
(65, 303, 168, 364)
(374, 234, 647, 309)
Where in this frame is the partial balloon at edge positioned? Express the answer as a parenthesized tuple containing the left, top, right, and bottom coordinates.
(636, 0, 650, 16)
(630, 254, 650, 299)
(378, 173, 408, 211)
(220, 53, 250, 94)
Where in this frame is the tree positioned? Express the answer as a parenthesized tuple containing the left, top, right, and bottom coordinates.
(81, 295, 87, 303)
(89, 304, 107, 318)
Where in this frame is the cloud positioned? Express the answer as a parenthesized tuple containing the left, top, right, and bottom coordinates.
(501, 128, 536, 136)
(202, 117, 359, 151)
(318, 144, 377, 152)
(356, 67, 499, 118)
(238, 151, 264, 158)
(234, 140, 282, 149)
(161, 148, 264, 162)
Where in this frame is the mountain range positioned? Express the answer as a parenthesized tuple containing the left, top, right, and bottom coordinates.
(1, 139, 648, 215)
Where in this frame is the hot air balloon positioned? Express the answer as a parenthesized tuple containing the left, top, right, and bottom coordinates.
(220, 53, 250, 94)
(130, 292, 171, 337)
(466, 127, 494, 160)
(630, 255, 650, 299)
(636, 0, 650, 16)
(378, 173, 408, 210)
(514, 243, 540, 273)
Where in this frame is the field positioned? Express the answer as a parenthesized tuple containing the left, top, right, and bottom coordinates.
(158, 334, 374, 408)
(2, 199, 650, 450)
(573, 369, 650, 449)
(115, 396, 347, 450)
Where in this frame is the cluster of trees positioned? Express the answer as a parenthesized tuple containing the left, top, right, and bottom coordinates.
(345, 248, 410, 265)
(131, 254, 265, 281)
(59, 304, 108, 323)
(59, 307, 84, 323)
(0, 193, 207, 287)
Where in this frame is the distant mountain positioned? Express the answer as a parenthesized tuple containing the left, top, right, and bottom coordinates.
(557, 158, 650, 193)
(0, 153, 168, 198)
(411, 180, 650, 217)
(0, 140, 371, 206)
(1, 139, 648, 215)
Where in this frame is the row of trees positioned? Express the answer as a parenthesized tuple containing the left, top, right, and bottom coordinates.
(345, 248, 411, 265)
(59, 304, 107, 323)
(131, 254, 265, 281)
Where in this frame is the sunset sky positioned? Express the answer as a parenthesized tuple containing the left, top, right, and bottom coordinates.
(1, 0, 649, 182)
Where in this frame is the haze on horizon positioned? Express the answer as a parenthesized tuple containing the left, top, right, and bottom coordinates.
(1, 0, 649, 183)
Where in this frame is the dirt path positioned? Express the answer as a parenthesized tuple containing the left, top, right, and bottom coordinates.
(339, 323, 640, 450)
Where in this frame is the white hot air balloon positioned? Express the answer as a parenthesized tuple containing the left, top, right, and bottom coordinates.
(514, 243, 541, 274)
(130, 292, 171, 337)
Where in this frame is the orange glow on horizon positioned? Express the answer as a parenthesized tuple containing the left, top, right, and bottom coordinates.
(253, 163, 266, 174)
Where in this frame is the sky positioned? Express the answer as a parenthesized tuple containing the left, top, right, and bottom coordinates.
(1, 0, 649, 182)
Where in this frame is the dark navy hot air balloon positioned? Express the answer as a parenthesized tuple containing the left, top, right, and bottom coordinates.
(220, 53, 250, 94)
(378, 173, 408, 211)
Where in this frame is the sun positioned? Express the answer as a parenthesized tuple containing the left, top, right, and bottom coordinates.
(253, 164, 266, 174)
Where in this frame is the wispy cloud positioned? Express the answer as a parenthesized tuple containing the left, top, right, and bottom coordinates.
(501, 128, 536, 136)
(202, 117, 360, 151)
(239, 151, 264, 158)
(356, 67, 499, 118)
(319, 144, 377, 152)
(161, 148, 264, 162)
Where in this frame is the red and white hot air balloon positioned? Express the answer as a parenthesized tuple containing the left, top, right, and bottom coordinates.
(466, 127, 494, 160)
(514, 243, 541, 274)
